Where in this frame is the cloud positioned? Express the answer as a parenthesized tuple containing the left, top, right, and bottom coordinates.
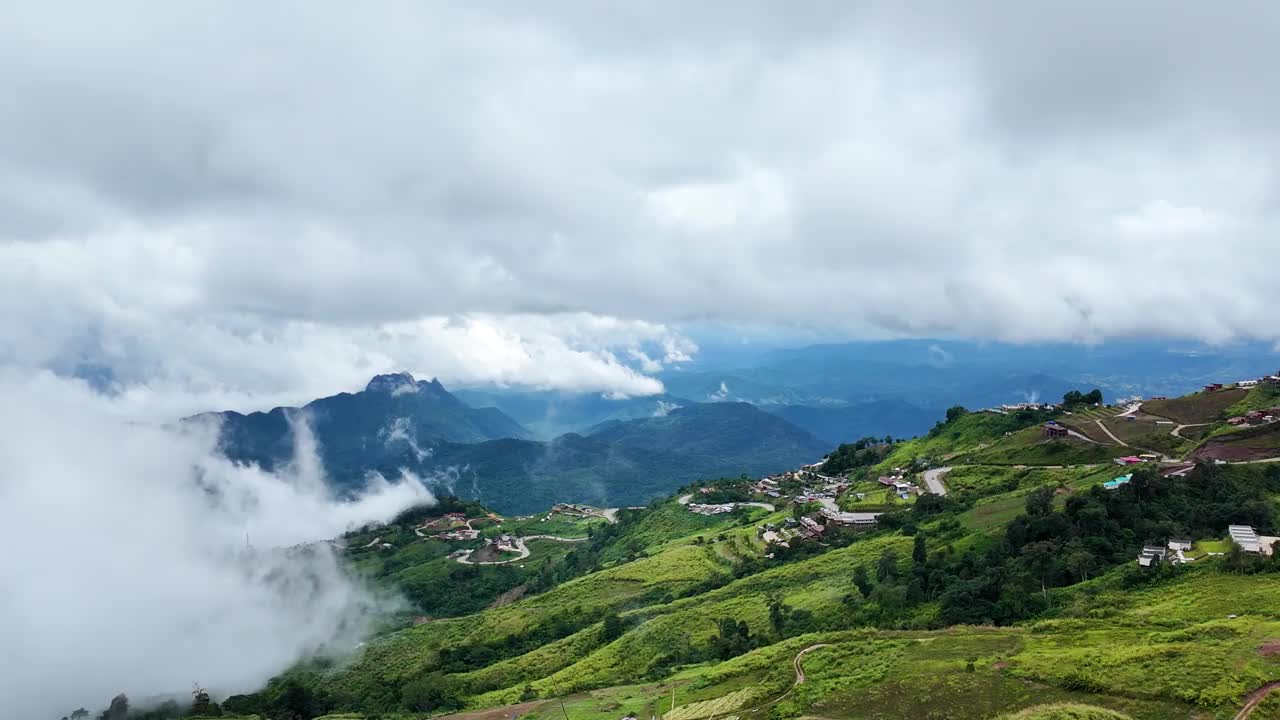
(1, 1, 1279, 399)
(0, 371, 435, 718)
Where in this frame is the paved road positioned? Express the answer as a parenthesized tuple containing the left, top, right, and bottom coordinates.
(1066, 429, 1102, 444)
(454, 535, 587, 565)
(1116, 403, 1143, 418)
(1094, 419, 1129, 447)
(923, 467, 952, 496)
(1172, 422, 1209, 439)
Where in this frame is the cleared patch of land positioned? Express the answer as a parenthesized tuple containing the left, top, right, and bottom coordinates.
(1143, 389, 1249, 424)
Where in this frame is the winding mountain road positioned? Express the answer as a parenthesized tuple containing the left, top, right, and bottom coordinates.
(735, 643, 833, 714)
(923, 467, 951, 496)
(1094, 419, 1129, 447)
(1234, 681, 1280, 720)
(454, 535, 587, 565)
(1172, 423, 1209, 440)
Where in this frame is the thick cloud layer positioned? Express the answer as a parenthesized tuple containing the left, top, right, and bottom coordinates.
(3, 2, 1280, 401)
(0, 371, 435, 718)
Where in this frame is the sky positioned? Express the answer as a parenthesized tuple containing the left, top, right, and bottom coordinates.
(4, 3, 1280, 715)
(3, 2, 1280, 411)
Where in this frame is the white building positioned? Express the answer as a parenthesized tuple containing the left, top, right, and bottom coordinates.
(1229, 525, 1263, 554)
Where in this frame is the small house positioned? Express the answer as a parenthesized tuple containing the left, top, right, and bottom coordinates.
(1137, 545, 1167, 567)
(1204, 383, 1224, 392)
(1228, 417, 1247, 426)
(1167, 539, 1192, 551)
(1115, 456, 1144, 466)
(1246, 411, 1267, 422)
(1103, 474, 1132, 490)
(799, 517, 825, 536)
(1043, 422, 1069, 439)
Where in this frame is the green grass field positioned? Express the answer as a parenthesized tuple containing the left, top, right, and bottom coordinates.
(963, 427, 1121, 466)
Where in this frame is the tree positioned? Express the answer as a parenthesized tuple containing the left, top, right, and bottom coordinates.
(221, 695, 261, 716)
(600, 612, 625, 643)
(906, 576, 925, 604)
(1226, 542, 1251, 574)
(876, 548, 899, 582)
(401, 672, 461, 714)
(912, 533, 928, 566)
(708, 617, 755, 660)
(192, 683, 211, 716)
(1064, 548, 1096, 582)
(1021, 541, 1059, 603)
(870, 580, 907, 614)
(102, 694, 128, 720)
(71, 710, 89, 720)
(852, 565, 872, 598)
(1024, 486, 1054, 517)
(945, 406, 969, 423)
(271, 680, 318, 720)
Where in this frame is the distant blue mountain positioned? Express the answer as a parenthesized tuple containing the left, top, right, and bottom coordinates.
(192, 372, 531, 473)
(197, 377, 830, 513)
(453, 388, 694, 439)
(659, 338, 1280, 412)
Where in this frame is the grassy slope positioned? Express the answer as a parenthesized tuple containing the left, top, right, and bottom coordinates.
(502, 565, 1280, 720)
(1227, 385, 1280, 417)
(307, 390, 1280, 720)
(1143, 388, 1250, 424)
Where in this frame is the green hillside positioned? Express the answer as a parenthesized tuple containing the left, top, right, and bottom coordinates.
(140, 386, 1280, 720)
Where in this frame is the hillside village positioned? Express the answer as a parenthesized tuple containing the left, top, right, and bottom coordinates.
(220, 375, 1280, 720)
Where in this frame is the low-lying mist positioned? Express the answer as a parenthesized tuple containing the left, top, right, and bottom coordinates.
(0, 371, 435, 718)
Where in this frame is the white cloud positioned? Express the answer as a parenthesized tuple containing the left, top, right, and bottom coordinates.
(3, 2, 1280, 408)
(0, 371, 435, 718)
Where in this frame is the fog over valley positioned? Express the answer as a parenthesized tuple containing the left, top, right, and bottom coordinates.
(5, 2, 1280, 719)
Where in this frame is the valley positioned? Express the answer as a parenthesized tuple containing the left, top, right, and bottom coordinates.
(182, 373, 1280, 720)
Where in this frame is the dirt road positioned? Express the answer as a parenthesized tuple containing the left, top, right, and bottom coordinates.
(1234, 680, 1280, 720)
(792, 643, 831, 684)
(736, 643, 833, 715)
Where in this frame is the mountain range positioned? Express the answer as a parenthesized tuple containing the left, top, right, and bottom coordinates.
(197, 373, 830, 513)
